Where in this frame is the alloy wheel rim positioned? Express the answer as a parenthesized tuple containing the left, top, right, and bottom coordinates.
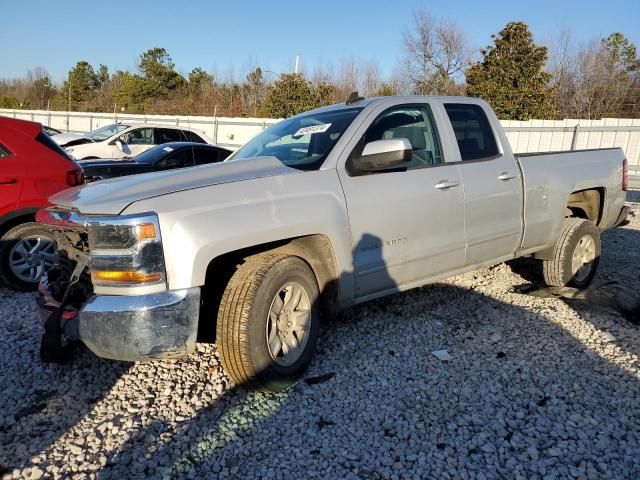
(266, 282, 311, 367)
(9, 236, 59, 283)
(571, 234, 596, 283)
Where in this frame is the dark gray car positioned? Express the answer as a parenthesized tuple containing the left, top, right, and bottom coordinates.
(80, 142, 232, 182)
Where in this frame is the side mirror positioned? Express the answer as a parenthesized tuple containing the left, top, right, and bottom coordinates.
(352, 138, 412, 172)
(115, 139, 124, 151)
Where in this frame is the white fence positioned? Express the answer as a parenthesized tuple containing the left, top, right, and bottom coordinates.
(0, 109, 279, 150)
(501, 118, 640, 176)
(2, 109, 640, 174)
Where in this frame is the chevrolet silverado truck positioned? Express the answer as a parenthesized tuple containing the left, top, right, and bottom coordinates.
(36, 95, 630, 391)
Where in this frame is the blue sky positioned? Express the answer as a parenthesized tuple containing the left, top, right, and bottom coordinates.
(1, 0, 638, 82)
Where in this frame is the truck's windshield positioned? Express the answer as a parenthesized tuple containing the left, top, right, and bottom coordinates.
(228, 107, 363, 170)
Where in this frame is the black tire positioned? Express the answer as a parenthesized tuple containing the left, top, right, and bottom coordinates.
(216, 254, 320, 391)
(0, 222, 58, 291)
(542, 218, 601, 289)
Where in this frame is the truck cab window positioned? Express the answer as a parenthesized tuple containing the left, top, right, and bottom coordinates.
(444, 103, 499, 161)
(363, 105, 443, 169)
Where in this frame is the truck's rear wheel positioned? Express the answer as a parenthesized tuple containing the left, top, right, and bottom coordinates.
(542, 218, 600, 289)
(216, 254, 320, 391)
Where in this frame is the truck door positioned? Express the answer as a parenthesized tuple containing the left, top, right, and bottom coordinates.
(442, 103, 522, 266)
(337, 102, 466, 298)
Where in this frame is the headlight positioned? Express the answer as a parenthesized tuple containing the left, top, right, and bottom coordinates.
(87, 213, 166, 287)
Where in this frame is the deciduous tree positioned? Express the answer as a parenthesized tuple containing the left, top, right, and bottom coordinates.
(403, 9, 470, 95)
(548, 30, 639, 118)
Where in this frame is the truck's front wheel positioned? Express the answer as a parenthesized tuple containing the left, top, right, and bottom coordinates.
(542, 218, 601, 289)
(216, 254, 320, 391)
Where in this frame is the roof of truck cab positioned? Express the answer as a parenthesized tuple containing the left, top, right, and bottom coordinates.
(302, 95, 483, 116)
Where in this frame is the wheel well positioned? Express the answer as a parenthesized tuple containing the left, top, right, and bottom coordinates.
(566, 188, 603, 226)
(198, 234, 341, 343)
(0, 213, 35, 238)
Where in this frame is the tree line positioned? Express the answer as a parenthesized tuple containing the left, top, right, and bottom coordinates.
(1, 13, 638, 121)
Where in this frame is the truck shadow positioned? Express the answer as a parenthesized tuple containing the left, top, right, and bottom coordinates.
(87, 232, 640, 478)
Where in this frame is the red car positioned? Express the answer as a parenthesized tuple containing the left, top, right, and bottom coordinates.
(0, 117, 84, 290)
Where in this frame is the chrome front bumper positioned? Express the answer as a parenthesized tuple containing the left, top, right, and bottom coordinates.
(78, 288, 200, 361)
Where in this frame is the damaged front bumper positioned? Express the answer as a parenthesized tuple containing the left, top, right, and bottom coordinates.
(38, 282, 201, 361)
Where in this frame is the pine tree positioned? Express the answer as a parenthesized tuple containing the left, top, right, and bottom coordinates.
(465, 22, 556, 120)
(138, 48, 185, 98)
(66, 61, 99, 104)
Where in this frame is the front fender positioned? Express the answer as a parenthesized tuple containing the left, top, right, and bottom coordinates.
(123, 169, 354, 299)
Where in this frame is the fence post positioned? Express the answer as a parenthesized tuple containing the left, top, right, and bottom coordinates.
(570, 124, 580, 150)
(214, 118, 219, 144)
(89, 114, 93, 132)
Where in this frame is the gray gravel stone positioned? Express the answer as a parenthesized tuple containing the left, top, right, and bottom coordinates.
(0, 215, 639, 479)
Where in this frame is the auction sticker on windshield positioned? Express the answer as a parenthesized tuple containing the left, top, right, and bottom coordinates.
(293, 123, 331, 137)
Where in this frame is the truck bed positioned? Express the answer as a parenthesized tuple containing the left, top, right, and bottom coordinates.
(516, 148, 626, 254)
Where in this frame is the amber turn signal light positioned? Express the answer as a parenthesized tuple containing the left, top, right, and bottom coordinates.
(136, 223, 157, 240)
(91, 270, 162, 284)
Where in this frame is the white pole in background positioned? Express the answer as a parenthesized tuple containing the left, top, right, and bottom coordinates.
(294, 55, 300, 74)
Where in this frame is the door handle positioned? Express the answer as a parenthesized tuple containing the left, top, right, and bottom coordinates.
(434, 180, 460, 190)
(498, 172, 517, 181)
(0, 177, 17, 185)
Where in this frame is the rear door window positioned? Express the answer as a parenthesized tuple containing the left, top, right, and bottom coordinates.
(156, 128, 184, 143)
(444, 104, 499, 161)
(158, 148, 195, 168)
(193, 147, 221, 165)
(182, 130, 207, 143)
(36, 132, 72, 159)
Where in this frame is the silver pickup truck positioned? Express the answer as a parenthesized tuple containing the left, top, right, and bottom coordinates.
(37, 95, 630, 391)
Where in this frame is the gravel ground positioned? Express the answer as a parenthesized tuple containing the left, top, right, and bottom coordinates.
(1, 215, 639, 480)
